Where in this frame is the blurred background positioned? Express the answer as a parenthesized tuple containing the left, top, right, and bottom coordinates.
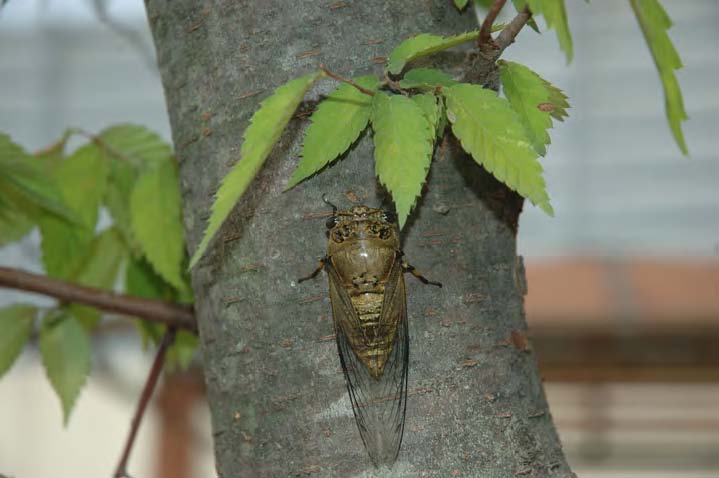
(0, 1, 717, 477)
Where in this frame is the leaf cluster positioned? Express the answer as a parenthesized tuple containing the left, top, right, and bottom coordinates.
(190, 27, 567, 266)
(188, 0, 688, 267)
(0, 126, 195, 423)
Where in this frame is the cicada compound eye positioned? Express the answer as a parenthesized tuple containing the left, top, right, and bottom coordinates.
(326, 216, 338, 229)
(382, 211, 397, 224)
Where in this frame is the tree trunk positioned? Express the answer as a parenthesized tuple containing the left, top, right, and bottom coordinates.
(145, 1, 574, 476)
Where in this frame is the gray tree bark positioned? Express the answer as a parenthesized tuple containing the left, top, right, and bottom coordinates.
(145, 1, 574, 477)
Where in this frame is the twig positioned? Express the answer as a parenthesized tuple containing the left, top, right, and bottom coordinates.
(477, 0, 508, 49)
(0, 266, 197, 333)
(318, 64, 375, 97)
(495, 6, 533, 53)
(114, 327, 177, 478)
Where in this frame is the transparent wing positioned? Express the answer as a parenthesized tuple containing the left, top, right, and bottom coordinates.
(327, 257, 409, 466)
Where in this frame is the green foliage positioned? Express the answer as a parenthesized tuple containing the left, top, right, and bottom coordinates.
(387, 31, 481, 75)
(39, 310, 92, 424)
(99, 124, 173, 168)
(371, 93, 435, 227)
(499, 60, 570, 156)
(453, 0, 469, 9)
(411, 93, 443, 136)
(70, 228, 128, 329)
(443, 84, 553, 215)
(286, 75, 379, 189)
(0, 204, 33, 246)
(104, 156, 140, 253)
(398, 68, 459, 90)
(0, 133, 77, 228)
(0, 126, 196, 423)
(131, 160, 187, 290)
(75, 227, 127, 288)
(0, 305, 36, 378)
(124, 257, 195, 368)
(189, 71, 321, 268)
(543, 77, 570, 122)
(39, 143, 110, 279)
(629, 0, 688, 155)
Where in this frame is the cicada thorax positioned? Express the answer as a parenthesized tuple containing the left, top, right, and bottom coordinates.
(327, 206, 402, 379)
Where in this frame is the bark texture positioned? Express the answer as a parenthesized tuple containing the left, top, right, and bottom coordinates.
(145, 1, 574, 477)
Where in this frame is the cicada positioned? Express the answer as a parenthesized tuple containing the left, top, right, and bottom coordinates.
(300, 198, 441, 466)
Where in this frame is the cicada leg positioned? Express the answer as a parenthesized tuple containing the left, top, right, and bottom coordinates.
(402, 261, 442, 288)
(298, 256, 328, 283)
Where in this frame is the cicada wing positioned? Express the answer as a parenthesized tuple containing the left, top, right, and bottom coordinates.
(327, 257, 409, 467)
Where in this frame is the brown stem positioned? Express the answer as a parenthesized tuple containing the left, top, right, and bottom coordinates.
(477, 0, 507, 49)
(114, 327, 177, 478)
(0, 266, 197, 333)
(318, 64, 375, 96)
(495, 6, 532, 53)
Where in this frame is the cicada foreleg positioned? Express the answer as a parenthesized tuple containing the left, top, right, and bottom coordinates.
(401, 260, 442, 288)
(298, 256, 329, 283)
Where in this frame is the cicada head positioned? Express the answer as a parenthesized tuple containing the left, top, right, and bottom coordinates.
(326, 205, 399, 249)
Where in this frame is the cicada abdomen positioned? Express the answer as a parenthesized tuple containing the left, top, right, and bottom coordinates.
(300, 202, 440, 466)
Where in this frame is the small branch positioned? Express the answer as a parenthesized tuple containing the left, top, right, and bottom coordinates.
(0, 266, 196, 333)
(496, 6, 533, 53)
(477, 0, 508, 50)
(319, 64, 375, 97)
(114, 327, 177, 478)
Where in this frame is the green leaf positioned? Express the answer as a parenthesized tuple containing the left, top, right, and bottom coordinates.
(443, 84, 553, 215)
(126, 255, 174, 300)
(453, 0, 469, 10)
(74, 227, 127, 288)
(398, 68, 459, 90)
(629, 0, 688, 155)
(104, 157, 141, 253)
(34, 130, 72, 168)
(474, 0, 495, 8)
(131, 161, 186, 289)
(543, 78, 570, 121)
(0, 133, 77, 224)
(371, 93, 435, 227)
(0, 202, 33, 246)
(499, 60, 570, 156)
(387, 31, 480, 75)
(286, 75, 378, 189)
(39, 143, 110, 279)
(124, 258, 196, 367)
(190, 71, 321, 268)
(0, 304, 36, 377)
(56, 144, 109, 229)
(412, 93, 442, 134)
(39, 216, 92, 279)
(386, 25, 507, 76)
(126, 256, 171, 346)
(39, 311, 92, 424)
(99, 124, 173, 169)
(542, 0, 573, 63)
(67, 228, 127, 329)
